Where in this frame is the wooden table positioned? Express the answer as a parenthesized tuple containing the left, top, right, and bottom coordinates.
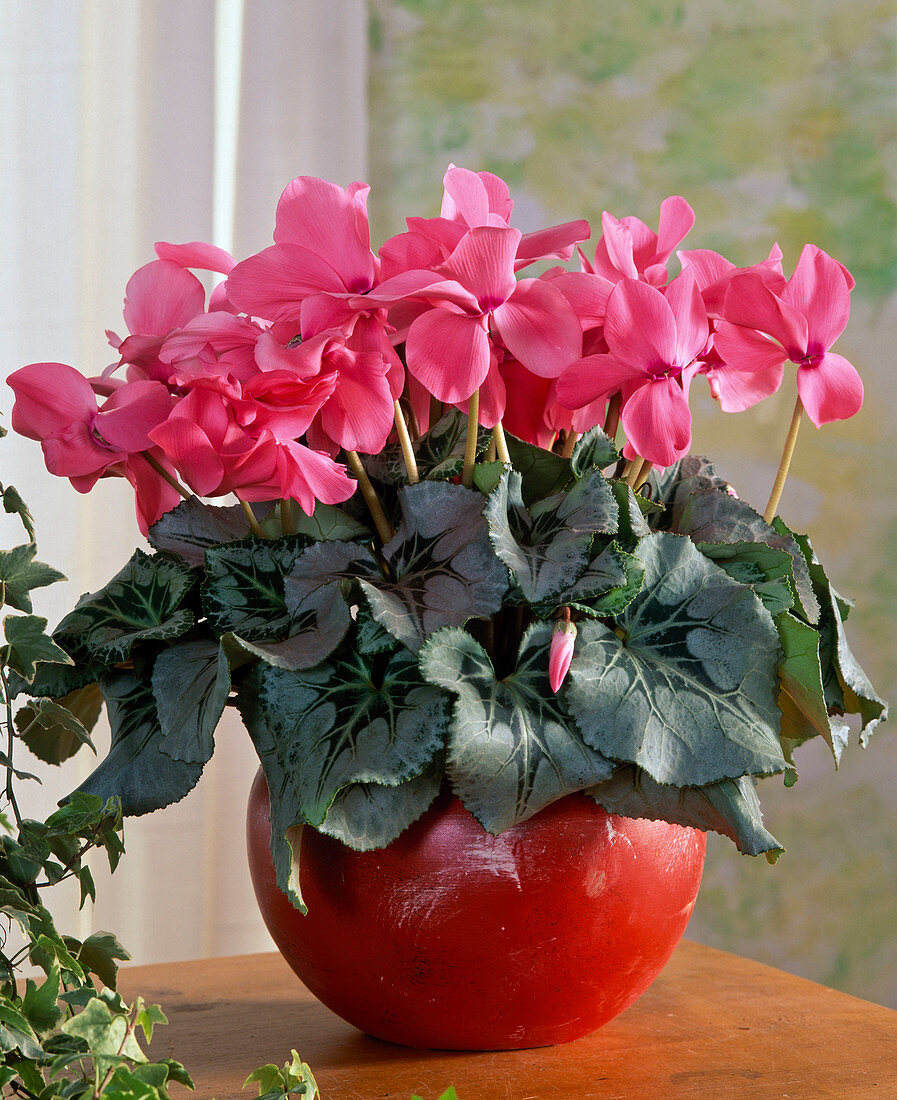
(120, 941, 897, 1099)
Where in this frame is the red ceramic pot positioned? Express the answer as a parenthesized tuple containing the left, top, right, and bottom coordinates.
(246, 771, 705, 1050)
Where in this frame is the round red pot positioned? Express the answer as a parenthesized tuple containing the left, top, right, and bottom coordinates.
(246, 772, 705, 1050)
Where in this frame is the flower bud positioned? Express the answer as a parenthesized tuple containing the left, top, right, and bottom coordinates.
(549, 619, 577, 694)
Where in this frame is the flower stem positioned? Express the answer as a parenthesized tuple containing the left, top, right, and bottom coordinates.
(624, 456, 647, 488)
(561, 429, 578, 459)
(393, 400, 419, 484)
(345, 450, 395, 544)
(461, 389, 480, 489)
(280, 498, 296, 536)
(633, 460, 654, 492)
(141, 452, 194, 500)
(603, 393, 622, 442)
(493, 420, 511, 464)
(763, 395, 804, 524)
(239, 499, 266, 538)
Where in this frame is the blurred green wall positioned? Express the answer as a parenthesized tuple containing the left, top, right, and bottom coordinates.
(368, 0, 897, 1007)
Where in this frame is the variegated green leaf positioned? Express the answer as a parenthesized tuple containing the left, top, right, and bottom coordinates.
(152, 640, 231, 764)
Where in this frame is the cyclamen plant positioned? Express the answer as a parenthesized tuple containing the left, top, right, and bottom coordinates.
(6, 166, 886, 915)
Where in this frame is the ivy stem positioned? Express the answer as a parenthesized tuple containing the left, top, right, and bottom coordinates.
(461, 389, 480, 489)
(344, 450, 395, 544)
(393, 400, 420, 484)
(561, 429, 578, 459)
(141, 452, 195, 501)
(603, 392, 622, 442)
(239, 499, 266, 538)
(763, 395, 804, 524)
(493, 421, 511, 465)
(1, 668, 23, 829)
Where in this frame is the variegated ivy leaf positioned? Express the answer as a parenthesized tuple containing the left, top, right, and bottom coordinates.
(151, 640, 231, 764)
(53, 550, 195, 664)
(202, 534, 307, 640)
(485, 469, 617, 604)
(76, 669, 205, 816)
(317, 758, 443, 851)
(586, 765, 784, 859)
(0, 543, 65, 613)
(3, 615, 73, 682)
(675, 489, 819, 624)
(566, 533, 786, 787)
(419, 624, 615, 834)
(148, 498, 276, 566)
(256, 646, 449, 831)
(362, 481, 508, 652)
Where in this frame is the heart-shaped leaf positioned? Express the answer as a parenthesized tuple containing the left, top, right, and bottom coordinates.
(203, 535, 306, 640)
(676, 490, 819, 623)
(362, 482, 508, 651)
(571, 425, 619, 476)
(75, 669, 205, 816)
(148, 498, 275, 566)
(648, 454, 731, 530)
(587, 765, 784, 858)
(485, 469, 617, 604)
(53, 551, 195, 664)
(152, 640, 231, 764)
(566, 532, 786, 787)
(317, 759, 443, 851)
(775, 612, 849, 762)
(256, 647, 449, 830)
(503, 431, 572, 506)
(698, 540, 795, 617)
(419, 624, 615, 834)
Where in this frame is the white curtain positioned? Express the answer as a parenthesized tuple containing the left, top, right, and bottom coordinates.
(0, 0, 368, 964)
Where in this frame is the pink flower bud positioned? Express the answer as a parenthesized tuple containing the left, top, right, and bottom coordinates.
(549, 620, 577, 694)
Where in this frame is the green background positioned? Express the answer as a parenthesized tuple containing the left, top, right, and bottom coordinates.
(368, 0, 897, 1006)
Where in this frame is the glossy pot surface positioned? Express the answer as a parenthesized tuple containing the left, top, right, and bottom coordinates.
(246, 772, 705, 1050)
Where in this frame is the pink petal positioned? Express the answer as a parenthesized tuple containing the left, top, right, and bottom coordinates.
(440, 226, 521, 309)
(461, 351, 506, 429)
(95, 381, 174, 451)
(347, 312, 406, 400)
(154, 240, 236, 274)
(621, 378, 692, 468)
(378, 230, 447, 280)
(603, 279, 679, 369)
(148, 415, 225, 497)
(226, 244, 347, 322)
(704, 361, 784, 413)
(713, 321, 788, 379)
(8, 363, 98, 439)
(555, 353, 642, 410)
(42, 423, 117, 478)
(265, 439, 356, 515)
(664, 269, 709, 366)
(273, 176, 375, 294)
(441, 165, 491, 226)
(123, 260, 205, 336)
(498, 358, 554, 447)
(600, 213, 638, 278)
(549, 626, 576, 693)
(797, 351, 863, 427)
(783, 245, 852, 351)
(405, 308, 491, 403)
(491, 278, 582, 378)
(654, 196, 695, 261)
(122, 451, 183, 535)
(317, 350, 395, 454)
(545, 271, 614, 330)
(514, 220, 591, 268)
(722, 273, 808, 360)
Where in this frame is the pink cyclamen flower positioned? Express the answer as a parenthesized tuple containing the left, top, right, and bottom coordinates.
(7, 362, 179, 533)
(555, 272, 709, 468)
(716, 244, 862, 426)
(549, 619, 577, 694)
(582, 197, 695, 287)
